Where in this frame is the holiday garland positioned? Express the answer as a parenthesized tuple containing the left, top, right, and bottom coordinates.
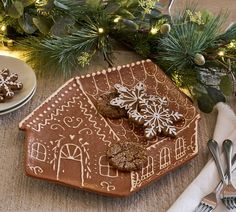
(1, 0, 236, 113)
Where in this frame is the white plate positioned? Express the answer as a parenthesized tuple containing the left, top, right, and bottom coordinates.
(0, 55, 36, 111)
(0, 87, 36, 115)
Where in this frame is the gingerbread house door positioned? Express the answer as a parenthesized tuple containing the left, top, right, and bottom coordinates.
(56, 143, 84, 186)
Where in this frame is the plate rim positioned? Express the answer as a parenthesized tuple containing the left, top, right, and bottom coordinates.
(0, 87, 36, 115)
(0, 55, 37, 111)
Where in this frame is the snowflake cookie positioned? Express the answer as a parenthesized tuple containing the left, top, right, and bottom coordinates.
(0, 68, 23, 100)
(140, 99, 183, 139)
(110, 82, 183, 139)
(110, 82, 146, 111)
(110, 82, 147, 123)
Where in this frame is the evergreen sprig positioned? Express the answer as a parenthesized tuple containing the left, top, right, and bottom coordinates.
(1, 1, 236, 112)
(21, 13, 114, 75)
(155, 12, 228, 72)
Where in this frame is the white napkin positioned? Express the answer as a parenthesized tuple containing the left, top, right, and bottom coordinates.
(168, 102, 236, 212)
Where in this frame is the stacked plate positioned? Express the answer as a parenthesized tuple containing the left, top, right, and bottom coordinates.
(0, 55, 36, 115)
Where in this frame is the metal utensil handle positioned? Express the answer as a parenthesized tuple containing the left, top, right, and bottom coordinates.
(223, 139, 233, 182)
(207, 139, 226, 183)
(215, 153, 236, 192)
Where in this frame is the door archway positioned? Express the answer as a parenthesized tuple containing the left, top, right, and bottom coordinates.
(56, 143, 84, 186)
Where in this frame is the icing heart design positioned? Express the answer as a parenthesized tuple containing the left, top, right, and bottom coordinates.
(69, 134, 75, 140)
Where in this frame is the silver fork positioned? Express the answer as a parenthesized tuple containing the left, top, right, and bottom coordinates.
(194, 182, 221, 212)
(222, 139, 236, 210)
(194, 153, 236, 212)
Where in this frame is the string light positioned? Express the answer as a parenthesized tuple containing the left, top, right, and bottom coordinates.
(218, 51, 225, 56)
(98, 27, 104, 34)
(0, 49, 23, 59)
(229, 42, 235, 48)
(150, 27, 158, 35)
(114, 17, 121, 23)
(1, 25, 6, 32)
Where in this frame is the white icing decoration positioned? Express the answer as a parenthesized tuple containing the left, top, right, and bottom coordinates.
(100, 181, 116, 191)
(28, 165, 43, 175)
(0, 69, 22, 98)
(99, 155, 118, 178)
(159, 147, 171, 169)
(69, 134, 75, 140)
(175, 137, 186, 159)
(56, 143, 84, 186)
(141, 99, 183, 139)
(130, 156, 154, 191)
(30, 142, 46, 162)
(110, 82, 146, 111)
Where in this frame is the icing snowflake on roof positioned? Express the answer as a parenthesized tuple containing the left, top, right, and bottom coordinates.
(110, 82, 146, 111)
(140, 99, 183, 139)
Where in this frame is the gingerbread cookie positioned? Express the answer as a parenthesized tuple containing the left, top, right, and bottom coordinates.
(110, 82, 147, 111)
(110, 82, 183, 139)
(0, 68, 23, 100)
(107, 142, 148, 171)
(110, 82, 147, 123)
(139, 98, 183, 139)
(96, 92, 127, 119)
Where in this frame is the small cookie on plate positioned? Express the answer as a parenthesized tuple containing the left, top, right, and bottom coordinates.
(0, 68, 23, 100)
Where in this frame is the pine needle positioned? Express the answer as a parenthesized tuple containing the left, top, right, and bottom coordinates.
(19, 13, 113, 76)
(156, 11, 229, 72)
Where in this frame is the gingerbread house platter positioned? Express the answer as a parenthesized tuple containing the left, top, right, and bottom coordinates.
(19, 60, 200, 197)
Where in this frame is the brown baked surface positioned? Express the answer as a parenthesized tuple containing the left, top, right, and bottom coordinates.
(19, 59, 200, 197)
(107, 142, 147, 171)
(96, 92, 127, 119)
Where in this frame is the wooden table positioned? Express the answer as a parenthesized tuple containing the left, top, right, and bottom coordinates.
(0, 1, 236, 211)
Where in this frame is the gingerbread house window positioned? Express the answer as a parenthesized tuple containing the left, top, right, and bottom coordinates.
(31, 142, 46, 162)
(99, 155, 118, 178)
(141, 156, 154, 180)
(175, 137, 186, 160)
(160, 147, 171, 169)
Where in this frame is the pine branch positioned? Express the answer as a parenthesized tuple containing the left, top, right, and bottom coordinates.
(19, 14, 113, 75)
(155, 11, 230, 73)
(211, 24, 236, 47)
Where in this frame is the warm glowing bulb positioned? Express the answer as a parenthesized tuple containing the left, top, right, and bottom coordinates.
(229, 42, 235, 48)
(98, 28, 104, 34)
(1, 25, 6, 32)
(114, 17, 121, 23)
(150, 27, 158, 35)
(218, 51, 225, 56)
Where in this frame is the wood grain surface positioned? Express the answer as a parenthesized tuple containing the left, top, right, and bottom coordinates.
(0, 1, 236, 211)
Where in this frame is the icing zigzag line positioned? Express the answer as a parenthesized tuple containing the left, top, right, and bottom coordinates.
(76, 79, 120, 145)
(79, 101, 114, 146)
(19, 78, 74, 129)
(31, 96, 80, 132)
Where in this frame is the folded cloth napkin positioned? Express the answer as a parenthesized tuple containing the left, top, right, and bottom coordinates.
(168, 102, 236, 212)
